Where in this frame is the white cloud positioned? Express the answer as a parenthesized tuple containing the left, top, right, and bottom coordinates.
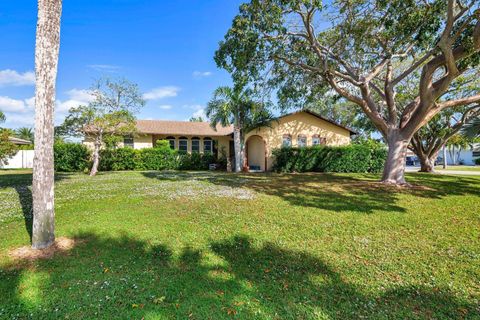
(65, 88, 95, 102)
(3, 113, 35, 126)
(87, 64, 121, 72)
(191, 108, 207, 120)
(0, 69, 35, 87)
(143, 86, 180, 100)
(158, 105, 172, 110)
(183, 104, 204, 111)
(0, 96, 28, 113)
(193, 71, 212, 78)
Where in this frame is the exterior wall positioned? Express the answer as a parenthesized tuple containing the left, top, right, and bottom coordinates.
(247, 135, 266, 171)
(1, 150, 35, 169)
(245, 112, 351, 171)
(445, 144, 479, 165)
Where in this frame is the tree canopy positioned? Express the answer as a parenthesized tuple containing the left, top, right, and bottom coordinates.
(216, 0, 480, 184)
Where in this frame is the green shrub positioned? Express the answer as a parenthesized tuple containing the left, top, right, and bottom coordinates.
(272, 143, 387, 173)
(54, 143, 91, 172)
(136, 147, 178, 170)
(475, 157, 480, 165)
(98, 146, 218, 171)
(99, 147, 137, 171)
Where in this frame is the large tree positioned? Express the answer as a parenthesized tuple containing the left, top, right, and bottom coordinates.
(206, 86, 271, 172)
(215, 0, 480, 185)
(59, 78, 145, 176)
(0, 111, 5, 123)
(32, 0, 62, 249)
(410, 106, 480, 171)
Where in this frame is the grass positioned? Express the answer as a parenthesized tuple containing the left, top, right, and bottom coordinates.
(435, 165, 480, 172)
(0, 170, 479, 319)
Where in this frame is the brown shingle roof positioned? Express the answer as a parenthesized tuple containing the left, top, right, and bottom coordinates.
(135, 120, 233, 136)
(8, 137, 32, 145)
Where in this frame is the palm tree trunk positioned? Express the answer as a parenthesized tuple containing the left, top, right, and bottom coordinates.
(32, 0, 62, 249)
(233, 126, 241, 172)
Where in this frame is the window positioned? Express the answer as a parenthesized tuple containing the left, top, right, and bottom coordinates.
(203, 137, 213, 153)
(166, 136, 176, 149)
(297, 135, 307, 147)
(191, 137, 200, 153)
(312, 135, 326, 146)
(179, 137, 188, 152)
(473, 151, 480, 157)
(282, 134, 292, 147)
(124, 135, 134, 148)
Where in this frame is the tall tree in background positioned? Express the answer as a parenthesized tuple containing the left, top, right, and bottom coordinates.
(32, 0, 62, 249)
(410, 106, 480, 171)
(0, 113, 18, 167)
(59, 78, 145, 176)
(206, 86, 271, 172)
(462, 117, 480, 137)
(0, 111, 5, 123)
(216, 0, 480, 185)
(16, 127, 35, 142)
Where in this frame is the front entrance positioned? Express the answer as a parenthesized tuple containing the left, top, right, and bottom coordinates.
(246, 135, 266, 172)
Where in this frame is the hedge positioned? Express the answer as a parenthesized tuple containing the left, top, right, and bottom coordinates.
(54, 143, 91, 172)
(98, 147, 217, 171)
(272, 144, 387, 173)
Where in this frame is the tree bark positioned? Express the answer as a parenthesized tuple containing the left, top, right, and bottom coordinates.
(233, 126, 241, 172)
(418, 155, 435, 172)
(89, 135, 102, 176)
(381, 131, 409, 185)
(442, 145, 447, 169)
(32, 0, 62, 249)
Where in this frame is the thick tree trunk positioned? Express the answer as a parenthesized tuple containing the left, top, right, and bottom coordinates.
(419, 156, 435, 172)
(89, 136, 101, 176)
(233, 126, 241, 172)
(381, 132, 409, 185)
(32, 0, 62, 249)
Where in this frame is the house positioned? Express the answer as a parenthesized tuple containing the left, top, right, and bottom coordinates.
(83, 110, 355, 171)
(1, 137, 33, 169)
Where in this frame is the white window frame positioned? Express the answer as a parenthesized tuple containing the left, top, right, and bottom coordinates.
(191, 137, 200, 153)
(179, 137, 188, 152)
(297, 135, 307, 148)
(282, 135, 292, 147)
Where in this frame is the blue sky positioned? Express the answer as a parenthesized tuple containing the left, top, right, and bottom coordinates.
(0, 0, 244, 129)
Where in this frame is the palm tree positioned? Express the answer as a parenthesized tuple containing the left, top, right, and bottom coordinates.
(0, 111, 5, 123)
(32, 0, 62, 249)
(462, 117, 480, 138)
(16, 127, 34, 142)
(206, 86, 271, 172)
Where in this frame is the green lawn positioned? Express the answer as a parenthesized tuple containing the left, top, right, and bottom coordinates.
(0, 170, 479, 319)
(435, 165, 480, 172)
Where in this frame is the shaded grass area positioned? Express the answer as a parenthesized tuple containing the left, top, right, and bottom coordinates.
(0, 170, 479, 319)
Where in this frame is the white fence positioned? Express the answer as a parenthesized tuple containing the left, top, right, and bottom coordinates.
(1, 150, 34, 169)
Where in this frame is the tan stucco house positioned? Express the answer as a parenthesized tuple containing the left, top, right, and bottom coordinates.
(83, 110, 355, 171)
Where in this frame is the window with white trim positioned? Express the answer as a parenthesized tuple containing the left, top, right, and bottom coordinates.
(124, 135, 134, 148)
(297, 135, 307, 147)
(166, 136, 176, 149)
(203, 137, 213, 153)
(179, 137, 188, 152)
(191, 137, 200, 153)
(282, 134, 292, 147)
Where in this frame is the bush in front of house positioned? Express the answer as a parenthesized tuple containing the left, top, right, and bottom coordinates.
(272, 142, 387, 173)
(54, 143, 91, 172)
(98, 144, 218, 172)
(475, 157, 480, 165)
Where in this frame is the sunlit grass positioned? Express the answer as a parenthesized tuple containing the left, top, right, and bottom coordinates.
(0, 170, 479, 319)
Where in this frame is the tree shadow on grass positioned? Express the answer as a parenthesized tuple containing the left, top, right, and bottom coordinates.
(0, 233, 476, 319)
(0, 172, 71, 243)
(141, 171, 480, 214)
